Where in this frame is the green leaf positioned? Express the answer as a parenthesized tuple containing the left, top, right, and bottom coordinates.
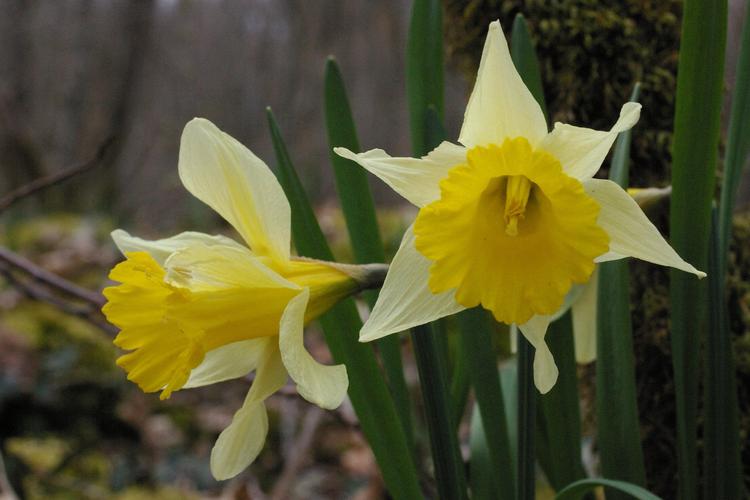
(535, 312, 586, 491)
(669, 1, 727, 498)
(704, 208, 742, 499)
(458, 308, 515, 499)
(406, 0, 443, 156)
(266, 109, 423, 500)
(555, 478, 662, 500)
(324, 57, 414, 448)
(596, 84, 647, 499)
(718, 6, 750, 274)
(448, 323, 471, 428)
(470, 402, 498, 499)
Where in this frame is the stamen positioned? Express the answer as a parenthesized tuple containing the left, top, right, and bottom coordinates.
(504, 175, 532, 236)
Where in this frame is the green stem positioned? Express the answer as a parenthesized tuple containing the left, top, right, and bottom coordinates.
(412, 324, 468, 500)
(517, 329, 536, 500)
(458, 308, 515, 499)
(535, 312, 586, 492)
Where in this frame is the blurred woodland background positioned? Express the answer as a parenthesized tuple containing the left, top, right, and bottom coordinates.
(1, 0, 750, 499)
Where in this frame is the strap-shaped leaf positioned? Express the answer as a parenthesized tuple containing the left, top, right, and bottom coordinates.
(266, 109, 422, 500)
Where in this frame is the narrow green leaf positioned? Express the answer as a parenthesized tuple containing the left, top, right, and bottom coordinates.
(449, 326, 471, 428)
(470, 402, 499, 499)
(534, 312, 586, 491)
(458, 308, 515, 499)
(412, 324, 468, 500)
(266, 109, 423, 500)
(510, 14, 546, 114)
(719, 6, 750, 274)
(406, 0, 443, 156)
(669, 1, 727, 498)
(704, 208, 742, 499)
(324, 57, 414, 448)
(596, 85, 647, 499)
(555, 478, 661, 500)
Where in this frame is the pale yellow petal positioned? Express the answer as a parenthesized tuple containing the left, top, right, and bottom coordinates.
(571, 268, 598, 364)
(163, 243, 296, 291)
(210, 400, 267, 480)
(585, 179, 706, 277)
(111, 229, 246, 266)
(549, 284, 585, 322)
(163, 245, 300, 351)
(210, 340, 286, 480)
(539, 102, 641, 181)
(184, 339, 268, 388)
(458, 20, 547, 148)
(278, 288, 348, 410)
(333, 142, 466, 208)
(360, 225, 465, 342)
(179, 118, 291, 262)
(518, 315, 558, 394)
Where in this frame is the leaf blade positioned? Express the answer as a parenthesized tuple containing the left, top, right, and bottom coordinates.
(266, 109, 423, 500)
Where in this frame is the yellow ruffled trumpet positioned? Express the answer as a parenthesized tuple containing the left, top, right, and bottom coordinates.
(103, 118, 383, 479)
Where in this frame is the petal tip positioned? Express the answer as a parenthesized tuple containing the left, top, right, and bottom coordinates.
(358, 328, 380, 343)
(333, 146, 353, 158)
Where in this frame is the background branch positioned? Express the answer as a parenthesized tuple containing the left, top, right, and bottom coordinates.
(0, 136, 115, 213)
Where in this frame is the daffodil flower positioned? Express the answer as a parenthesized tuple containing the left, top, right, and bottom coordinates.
(335, 21, 704, 393)
(102, 118, 379, 479)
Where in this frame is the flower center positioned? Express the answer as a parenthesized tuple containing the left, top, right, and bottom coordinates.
(413, 137, 609, 325)
(503, 175, 532, 236)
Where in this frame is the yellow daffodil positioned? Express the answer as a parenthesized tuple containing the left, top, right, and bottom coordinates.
(335, 21, 704, 393)
(102, 118, 378, 479)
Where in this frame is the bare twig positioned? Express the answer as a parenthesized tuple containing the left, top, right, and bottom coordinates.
(0, 264, 116, 335)
(269, 407, 325, 500)
(0, 247, 106, 308)
(0, 245, 114, 335)
(0, 136, 115, 213)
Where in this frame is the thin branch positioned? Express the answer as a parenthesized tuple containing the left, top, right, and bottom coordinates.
(0, 136, 115, 213)
(0, 247, 106, 308)
(0, 265, 116, 335)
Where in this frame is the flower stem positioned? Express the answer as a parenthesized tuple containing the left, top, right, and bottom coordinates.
(517, 328, 536, 500)
(412, 324, 468, 500)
